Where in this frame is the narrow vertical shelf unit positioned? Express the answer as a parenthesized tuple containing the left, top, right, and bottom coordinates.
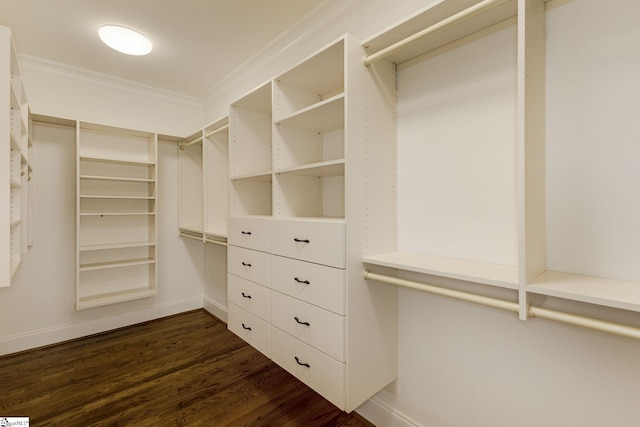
(226, 34, 397, 412)
(1, 25, 32, 287)
(229, 82, 273, 217)
(178, 130, 204, 240)
(76, 121, 158, 309)
(361, 0, 640, 321)
(177, 115, 230, 245)
(203, 117, 229, 242)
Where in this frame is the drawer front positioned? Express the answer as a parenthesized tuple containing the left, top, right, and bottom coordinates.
(271, 219, 345, 268)
(272, 327, 345, 410)
(228, 274, 271, 322)
(228, 303, 271, 358)
(228, 246, 271, 287)
(272, 291, 345, 362)
(271, 255, 345, 315)
(228, 217, 271, 252)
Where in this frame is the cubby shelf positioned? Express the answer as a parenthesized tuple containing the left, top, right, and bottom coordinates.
(275, 93, 345, 132)
(80, 175, 155, 183)
(275, 159, 345, 177)
(79, 241, 155, 252)
(79, 156, 155, 166)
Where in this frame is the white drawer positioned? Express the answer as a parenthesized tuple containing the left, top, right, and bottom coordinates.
(228, 274, 271, 322)
(271, 255, 345, 315)
(271, 219, 345, 268)
(228, 303, 271, 358)
(228, 246, 271, 287)
(228, 216, 271, 252)
(272, 327, 345, 410)
(271, 291, 345, 362)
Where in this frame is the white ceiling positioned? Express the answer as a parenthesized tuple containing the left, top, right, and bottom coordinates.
(0, 0, 327, 98)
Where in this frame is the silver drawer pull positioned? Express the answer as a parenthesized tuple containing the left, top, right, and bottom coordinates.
(294, 356, 310, 368)
(294, 277, 310, 285)
(294, 316, 310, 326)
(241, 323, 252, 331)
(293, 238, 310, 243)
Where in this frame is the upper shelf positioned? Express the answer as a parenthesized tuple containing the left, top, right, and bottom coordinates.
(79, 156, 155, 166)
(362, 0, 517, 66)
(363, 251, 519, 289)
(275, 94, 345, 133)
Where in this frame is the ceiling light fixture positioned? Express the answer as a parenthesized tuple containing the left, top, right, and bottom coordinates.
(98, 25, 152, 56)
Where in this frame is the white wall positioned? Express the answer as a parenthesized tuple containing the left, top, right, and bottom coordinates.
(0, 120, 206, 355)
(21, 55, 203, 137)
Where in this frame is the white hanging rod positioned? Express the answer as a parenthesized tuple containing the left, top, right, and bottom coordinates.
(363, 0, 511, 66)
(363, 270, 640, 341)
(179, 135, 203, 150)
(179, 232, 203, 242)
(205, 124, 229, 138)
(205, 238, 228, 247)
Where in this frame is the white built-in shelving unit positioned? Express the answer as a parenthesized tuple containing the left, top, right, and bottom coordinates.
(225, 35, 397, 412)
(1, 25, 32, 288)
(178, 116, 229, 245)
(76, 122, 158, 309)
(361, 0, 640, 319)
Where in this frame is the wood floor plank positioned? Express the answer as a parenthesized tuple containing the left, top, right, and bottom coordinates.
(0, 310, 374, 426)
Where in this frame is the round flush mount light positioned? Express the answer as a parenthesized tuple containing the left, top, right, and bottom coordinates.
(98, 25, 152, 56)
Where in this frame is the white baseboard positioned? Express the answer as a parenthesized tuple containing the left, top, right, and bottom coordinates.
(0, 296, 204, 356)
(356, 391, 421, 427)
(203, 296, 228, 323)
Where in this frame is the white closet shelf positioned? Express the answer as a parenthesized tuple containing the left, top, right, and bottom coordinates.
(10, 132, 20, 150)
(80, 175, 155, 183)
(79, 212, 155, 216)
(275, 159, 345, 177)
(10, 257, 20, 278)
(179, 226, 204, 235)
(10, 219, 21, 229)
(79, 156, 155, 166)
(231, 171, 273, 182)
(79, 258, 156, 272)
(205, 230, 228, 240)
(528, 271, 640, 313)
(275, 94, 345, 133)
(363, 251, 519, 289)
(77, 288, 156, 310)
(10, 84, 20, 109)
(79, 195, 155, 200)
(79, 241, 156, 252)
(10, 178, 21, 188)
(363, 0, 517, 66)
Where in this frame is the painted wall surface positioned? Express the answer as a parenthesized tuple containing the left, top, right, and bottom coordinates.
(0, 123, 205, 355)
(20, 56, 203, 137)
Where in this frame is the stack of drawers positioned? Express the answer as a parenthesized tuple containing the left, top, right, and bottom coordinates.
(227, 216, 347, 408)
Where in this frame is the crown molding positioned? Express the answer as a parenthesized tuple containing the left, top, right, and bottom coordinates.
(199, 0, 371, 108)
(19, 54, 203, 109)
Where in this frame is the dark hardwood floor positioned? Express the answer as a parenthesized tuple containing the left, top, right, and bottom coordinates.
(0, 310, 374, 426)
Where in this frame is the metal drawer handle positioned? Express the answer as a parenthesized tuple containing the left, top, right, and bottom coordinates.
(241, 231, 252, 235)
(241, 323, 252, 331)
(242, 292, 252, 299)
(293, 238, 310, 243)
(294, 356, 310, 368)
(294, 316, 310, 326)
(294, 277, 310, 285)
(241, 262, 252, 267)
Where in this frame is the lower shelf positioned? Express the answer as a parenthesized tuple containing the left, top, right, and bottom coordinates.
(77, 287, 156, 310)
(362, 251, 519, 289)
(528, 270, 640, 313)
